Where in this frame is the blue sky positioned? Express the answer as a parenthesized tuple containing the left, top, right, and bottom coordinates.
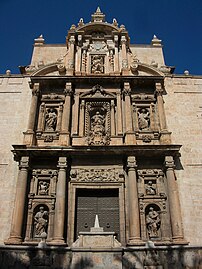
(0, 0, 201, 75)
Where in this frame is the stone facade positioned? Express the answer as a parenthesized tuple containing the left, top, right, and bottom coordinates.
(0, 7, 202, 269)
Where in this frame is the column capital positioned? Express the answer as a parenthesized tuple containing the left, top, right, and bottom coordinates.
(80, 99, 85, 108)
(64, 83, 73, 96)
(155, 82, 163, 96)
(164, 156, 175, 169)
(19, 156, 29, 169)
(127, 156, 137, 169)
(123, 82, 131, 96)
(29, 82, 40, 96)
(57, 157, 67, 170)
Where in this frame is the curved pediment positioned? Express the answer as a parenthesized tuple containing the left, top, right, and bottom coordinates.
(80, 85, 116, 99)
(30, 63, 66, 76)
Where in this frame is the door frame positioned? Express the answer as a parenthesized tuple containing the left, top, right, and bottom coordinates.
(68, 182, 126, 246)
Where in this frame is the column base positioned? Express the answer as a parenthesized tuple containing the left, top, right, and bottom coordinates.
(5, 236, 23, 245)
(172, 237, 189, 245)
(59, 132, 70, 146)
(50, 239, 67, 246)
(127, 238, 145, 246)
(125, 132, 136, 145)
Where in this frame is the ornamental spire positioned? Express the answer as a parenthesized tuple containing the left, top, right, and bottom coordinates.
(91, 7, 105, 22)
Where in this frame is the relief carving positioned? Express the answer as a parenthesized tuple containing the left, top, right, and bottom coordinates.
(45, 108, 57, 131)
(85, 102, 111, 145)
(138, 108, 150, 130)
(146, 207, 161, 238)
(33, 206, 49, 237)
(38, 181, 50, 195)
(70, 168, 124, 182)
(91, 55, 104, 74)
(145, 181, 156, 195)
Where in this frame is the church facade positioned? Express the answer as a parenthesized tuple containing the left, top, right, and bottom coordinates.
(0, 8, 201, 268)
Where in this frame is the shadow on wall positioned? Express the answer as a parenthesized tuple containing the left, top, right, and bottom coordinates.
(0, 245, 202, 269)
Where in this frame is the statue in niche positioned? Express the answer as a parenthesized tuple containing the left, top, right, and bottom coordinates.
(145, 181, 156, 195)
(146, 207, 161, 238)
(38, 181, 49, 195)
(34, 206, 48, 237)
(45, 108, 57, 131)
(138, 108, 150, 130)
(91, 111, 105, 135)
(91, 55, 104, 74)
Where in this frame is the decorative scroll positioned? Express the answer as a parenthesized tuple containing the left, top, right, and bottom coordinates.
(70, 168, 124, 182)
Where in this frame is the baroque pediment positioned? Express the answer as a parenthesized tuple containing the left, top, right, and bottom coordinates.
(80, 85, 116, 99)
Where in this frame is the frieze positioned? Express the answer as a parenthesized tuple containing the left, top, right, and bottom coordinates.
(70, 168, 124, 182)
(138, 169, 164, 177)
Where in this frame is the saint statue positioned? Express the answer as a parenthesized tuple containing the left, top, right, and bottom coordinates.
(145, 181, 156, 195)
(38, 181, 49, 195)
(146, 207, 161, 238)
(138, 108, 150, 130)
(34, 206, 48, 237)
(45, 108, 57, 131)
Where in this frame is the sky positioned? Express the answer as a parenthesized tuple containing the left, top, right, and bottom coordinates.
(0, 0, 201, 75)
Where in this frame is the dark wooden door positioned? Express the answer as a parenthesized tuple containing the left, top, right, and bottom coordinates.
(75, 189, 120, 239)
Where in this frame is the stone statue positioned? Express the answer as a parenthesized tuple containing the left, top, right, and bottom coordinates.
(91, 55, 104, 74)
(38, 181, 49, 195)
(34, 207, 48, 237)
(146, 207, 161, 238)
(91, 111, 105, 135)
(138, 108, 150, 130)
(145, 181, 156, 195)
(45, 108, 57, 131)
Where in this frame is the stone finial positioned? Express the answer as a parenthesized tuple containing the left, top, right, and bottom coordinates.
(78, 18, 84, 27)
(34, 34, 45, 45)
(151, 34, 162, 47)
(112, 18, 118, 27)
(6, 70, 11, 76)
(184, 70, 190, 75)
(91, 7, 105, 22)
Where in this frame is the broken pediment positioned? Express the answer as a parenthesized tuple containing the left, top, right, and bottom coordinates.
(80, 85, 116, 99)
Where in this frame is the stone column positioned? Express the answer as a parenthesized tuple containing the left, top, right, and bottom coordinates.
(67, 35, 75, 75)
(165, 156, 185, 243)
(36, 102, 45, 134)
(117, 91, 123, 135)
(110, 100, 116, 136)
(114, 35, 119, 74)
(56, 102, 63, 132)
(123, 82, 136, 144)
(155, 82, 167, 131)
(81, 48, 87, 74)
(60, 83, 73, 146)
(24, 83, 40, 145)
(52, 157, 67, 245)
(6, 157, 29, 244)
(79, 100, 85, 136)
(75, 35, 82, 75)
(127, 156, 143, 245)
(72, 92, 80, 136)
(121, 35, 129, 75)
